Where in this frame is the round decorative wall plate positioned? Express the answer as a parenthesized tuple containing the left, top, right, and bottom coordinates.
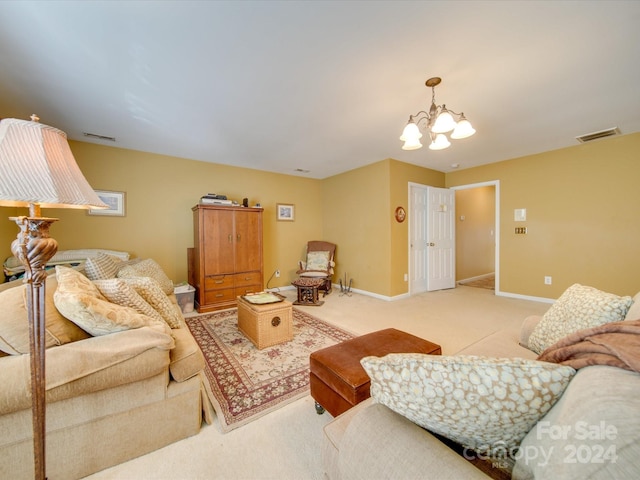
(395, 206, 406, 223)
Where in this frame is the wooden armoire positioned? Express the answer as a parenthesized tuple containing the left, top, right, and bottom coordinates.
(191, 205, 264, 312)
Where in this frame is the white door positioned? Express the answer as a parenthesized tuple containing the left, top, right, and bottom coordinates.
(426, 186, 456, 291)
(409, 184, 429, 294)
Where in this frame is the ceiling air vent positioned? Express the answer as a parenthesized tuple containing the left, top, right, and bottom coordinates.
(575, 127, 620, 143)
(83, 132, 116, 142)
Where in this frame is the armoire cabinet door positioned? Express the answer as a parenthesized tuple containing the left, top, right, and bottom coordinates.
(234, 210, 262, 272)
(202, 208, 235, 275)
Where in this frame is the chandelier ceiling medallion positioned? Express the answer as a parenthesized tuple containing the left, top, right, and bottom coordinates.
(400, 76, 475, 151)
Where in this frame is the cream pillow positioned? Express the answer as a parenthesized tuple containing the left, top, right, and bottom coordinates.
(0, 275, 90, 354)
(361, 354, 575, 454)
(528, 284, 633, 354)
(84, 253, 123, 281)
(93, 278, 165, 324)
(54, 266, 168, 336)
(117, 258, 174, 295)
(121, 277, 183, 329)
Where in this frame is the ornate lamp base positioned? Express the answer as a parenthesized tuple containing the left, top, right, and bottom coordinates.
(10, 214, 58, 480)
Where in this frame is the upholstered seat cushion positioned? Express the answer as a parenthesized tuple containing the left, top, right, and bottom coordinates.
(0, 326, 173, 415)
(169, 327, 205, 382)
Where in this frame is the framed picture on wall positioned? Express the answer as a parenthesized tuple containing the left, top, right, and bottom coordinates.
(88, 190, 126, 216)
(276, 203, 295, 222)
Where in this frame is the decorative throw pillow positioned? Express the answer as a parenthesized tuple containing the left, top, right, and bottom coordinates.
(361, 354, 576, 454)
(528, 284, 633, 354)
(624, 292, 640, 321)
(93, 278, 165, 325)
(0, 275, 90, 354)
(84, 253, 123, 281)
(54, 266, 167, 336)
(305, 251, 330, 271)
(117, 258, 174, 295)
(120, 277, 183, 329)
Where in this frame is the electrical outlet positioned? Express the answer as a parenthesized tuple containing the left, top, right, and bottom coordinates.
(275, 269, 280, 278)
(544, 276, 552, 285)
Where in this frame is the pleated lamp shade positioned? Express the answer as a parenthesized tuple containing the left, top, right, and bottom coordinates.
(0, 117, 107, 210)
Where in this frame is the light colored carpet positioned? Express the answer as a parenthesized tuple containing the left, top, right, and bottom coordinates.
(85, 286, 549, 480)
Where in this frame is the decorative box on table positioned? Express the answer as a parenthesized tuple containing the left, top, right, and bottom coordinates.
(237, 293, 293, 349)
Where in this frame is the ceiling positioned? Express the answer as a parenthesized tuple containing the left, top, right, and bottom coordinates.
(1, 1, 639, 179)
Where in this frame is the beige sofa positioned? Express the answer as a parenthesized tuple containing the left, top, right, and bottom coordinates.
(322, 291, 640, 479)
(0, 263, 212, 480)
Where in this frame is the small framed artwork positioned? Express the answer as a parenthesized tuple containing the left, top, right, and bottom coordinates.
(88, 190, 126, 217)
(394, 206, 406, 223)
(276, 203, 295, 222)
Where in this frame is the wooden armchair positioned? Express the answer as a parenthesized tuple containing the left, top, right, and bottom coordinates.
(296, 240, 336, 296)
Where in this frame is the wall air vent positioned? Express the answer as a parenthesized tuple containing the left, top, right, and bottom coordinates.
(575, 127, 620, 143)
(83, 132, 116, 142)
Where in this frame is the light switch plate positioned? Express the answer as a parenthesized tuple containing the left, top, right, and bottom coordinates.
(514, 208, 527, 221)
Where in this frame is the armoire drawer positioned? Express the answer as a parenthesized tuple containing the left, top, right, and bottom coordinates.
(234, 271, 261, 287)
(204, 275, 234, 290)
(204, 288, 236, 304)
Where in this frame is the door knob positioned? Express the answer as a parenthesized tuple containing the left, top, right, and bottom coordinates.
(428, 242, 435, 246)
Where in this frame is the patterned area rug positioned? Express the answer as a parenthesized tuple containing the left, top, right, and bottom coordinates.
(186, 308, 354, 432)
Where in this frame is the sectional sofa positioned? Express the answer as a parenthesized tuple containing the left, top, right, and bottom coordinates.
(322, 286, 640, 479)
(0, 253, 212, 479)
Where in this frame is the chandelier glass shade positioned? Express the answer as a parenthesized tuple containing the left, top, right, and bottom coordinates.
(400, 77, 475, 151)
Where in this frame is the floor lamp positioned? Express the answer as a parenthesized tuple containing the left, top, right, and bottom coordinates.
(0, 115, 107, 480)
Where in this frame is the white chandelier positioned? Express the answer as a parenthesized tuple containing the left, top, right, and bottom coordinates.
(400, 77, 475, 151)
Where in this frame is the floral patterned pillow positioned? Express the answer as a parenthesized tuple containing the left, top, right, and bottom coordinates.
(528, 284, 633, 354)
(305, 251, 330, 271)
(361, 354, 575, 454)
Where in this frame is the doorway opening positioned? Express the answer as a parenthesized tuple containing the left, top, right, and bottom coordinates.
(451, 181, 500, 294)
(408, 181, 499, 295)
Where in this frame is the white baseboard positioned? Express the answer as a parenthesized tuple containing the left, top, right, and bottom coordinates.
(274, 282, 555, 305)
(496, 290, 555, 304)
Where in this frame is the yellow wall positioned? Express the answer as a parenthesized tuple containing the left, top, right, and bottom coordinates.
(0, 207, 18, 262)
(321, 159, 444, 297)
(0, 141, 323, 287)
(455, 186, 495, 280)
(447, 132, 640, 298)
(2, 133, 638, 299)
(322, 160, 391, 294)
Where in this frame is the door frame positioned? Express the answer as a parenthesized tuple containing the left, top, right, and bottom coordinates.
(450, 180, 501, 294)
